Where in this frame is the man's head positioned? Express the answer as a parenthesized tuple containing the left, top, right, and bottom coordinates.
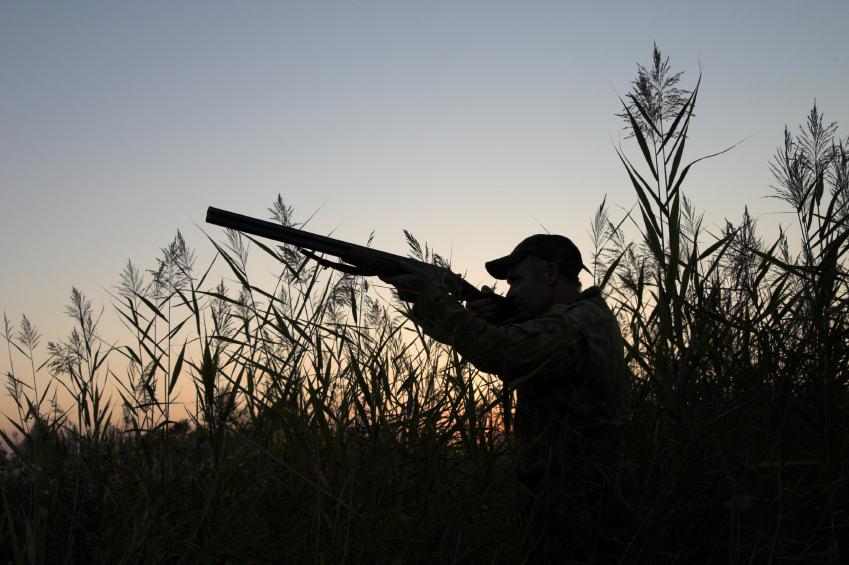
(485, 235, 584, 321)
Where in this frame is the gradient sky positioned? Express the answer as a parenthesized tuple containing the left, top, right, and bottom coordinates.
(2, 2, 847, 419)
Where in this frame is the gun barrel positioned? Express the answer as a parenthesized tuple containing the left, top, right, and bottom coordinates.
(206, 206, 425, 270)
(206, 206, 507, 312)
(206, 207, 355, 256)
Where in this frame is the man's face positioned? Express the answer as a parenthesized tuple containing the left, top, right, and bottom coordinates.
(505, 257, 557, 322)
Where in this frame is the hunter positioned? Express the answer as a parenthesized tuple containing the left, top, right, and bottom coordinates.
(381, 234, 630, 515)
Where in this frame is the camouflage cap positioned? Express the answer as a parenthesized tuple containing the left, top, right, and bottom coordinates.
(485, 234, 583, 280)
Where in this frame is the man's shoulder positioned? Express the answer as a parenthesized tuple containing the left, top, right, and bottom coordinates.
(547, 286, 615, 323)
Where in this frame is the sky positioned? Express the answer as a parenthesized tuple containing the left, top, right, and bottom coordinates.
(1, 1, 847, 422)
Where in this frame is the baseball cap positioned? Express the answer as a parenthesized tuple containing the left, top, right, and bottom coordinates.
(485, 234, 583, 280)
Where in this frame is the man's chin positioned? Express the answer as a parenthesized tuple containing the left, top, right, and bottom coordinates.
(514, 309, 533, 323)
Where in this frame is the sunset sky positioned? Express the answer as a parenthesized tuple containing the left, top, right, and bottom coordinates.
(2, 2, 847, 418)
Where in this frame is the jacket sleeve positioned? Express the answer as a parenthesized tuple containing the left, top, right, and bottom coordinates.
(410, 286, 582, 380)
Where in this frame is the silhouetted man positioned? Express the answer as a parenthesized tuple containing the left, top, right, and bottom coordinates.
(382, 234, 630, 559)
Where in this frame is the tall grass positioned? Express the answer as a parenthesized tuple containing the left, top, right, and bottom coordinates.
(592, 49, 849, 561)
(2, 54, 848, 562)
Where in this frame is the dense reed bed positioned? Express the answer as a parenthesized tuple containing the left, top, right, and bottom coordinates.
(2, 53, 848, 563)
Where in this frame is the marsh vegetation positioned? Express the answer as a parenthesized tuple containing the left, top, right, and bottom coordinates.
(2, 48, 848, 563)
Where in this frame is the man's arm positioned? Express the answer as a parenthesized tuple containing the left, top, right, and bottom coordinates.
(465, 286, 499, 321)
(382, 264, 580, 378)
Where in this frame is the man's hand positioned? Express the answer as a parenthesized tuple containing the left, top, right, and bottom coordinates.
(379, 262, 435, 302)
(465, 285, 498, 320)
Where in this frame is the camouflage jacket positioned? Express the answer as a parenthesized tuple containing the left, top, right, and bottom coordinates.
(412, 286, 630, 484)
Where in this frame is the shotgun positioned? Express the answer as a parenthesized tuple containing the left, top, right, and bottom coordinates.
(205, 207, 516, 323)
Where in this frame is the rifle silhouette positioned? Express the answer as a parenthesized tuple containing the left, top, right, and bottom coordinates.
(205, 207, 516, 323)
